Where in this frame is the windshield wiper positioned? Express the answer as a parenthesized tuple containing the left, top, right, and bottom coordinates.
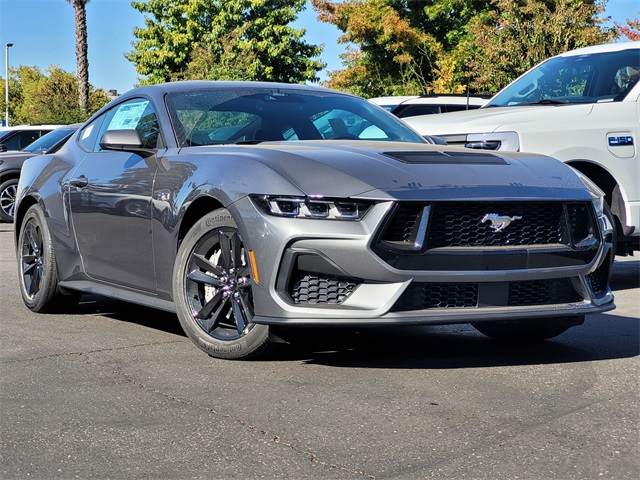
(519, 99, 569, 106)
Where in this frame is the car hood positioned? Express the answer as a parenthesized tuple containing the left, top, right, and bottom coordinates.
(192, 141, 590, 201)
(403, 104, 594, 136)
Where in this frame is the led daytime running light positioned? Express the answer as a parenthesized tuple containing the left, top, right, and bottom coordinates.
(251, 195, 371, 220)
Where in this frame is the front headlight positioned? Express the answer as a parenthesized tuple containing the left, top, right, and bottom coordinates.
(251, 195, 373, 220)
(571, 169, 605, 217)
(465, 132, 520, 151)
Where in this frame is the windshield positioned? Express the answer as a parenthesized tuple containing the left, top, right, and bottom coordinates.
(166, 87, 425, 147)
(486, 49, 640, 107)
(22, 127, 75, 153)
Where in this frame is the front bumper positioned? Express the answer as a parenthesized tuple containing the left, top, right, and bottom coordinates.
(231, 197, 615, 326)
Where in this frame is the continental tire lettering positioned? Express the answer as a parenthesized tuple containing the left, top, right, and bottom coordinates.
(200, 339, 242, 353)
(205, 214, 232, 227)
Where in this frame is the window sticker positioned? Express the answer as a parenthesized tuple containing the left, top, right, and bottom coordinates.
(108, 100, 149, 130)
(81, 124, 94, 140)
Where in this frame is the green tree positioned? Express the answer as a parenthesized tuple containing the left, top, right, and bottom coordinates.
(311, 0, 491, 97)
(65, 0, 91, 114)
(5, 65, 109, 125)
(312, 0, 616, 96)
(127, 0, 324, 85)
(466, 0, 617, 94)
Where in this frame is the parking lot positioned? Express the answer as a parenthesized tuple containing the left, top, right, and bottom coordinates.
(1, 221, 638, 479)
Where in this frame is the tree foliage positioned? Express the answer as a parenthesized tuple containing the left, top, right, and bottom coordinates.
(466, 0, 617, 94)
(312, 0, 617, 96)
(1, 66, 110, 125)
(615, 15, 640, 40)
(126, 0, 325, 85)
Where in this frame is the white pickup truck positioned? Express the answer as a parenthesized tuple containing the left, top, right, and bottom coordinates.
(405, 42, 640, 255)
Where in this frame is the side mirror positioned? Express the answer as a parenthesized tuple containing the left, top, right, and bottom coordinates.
(99, 129, 155, 157)
(0, 144, 7, 153)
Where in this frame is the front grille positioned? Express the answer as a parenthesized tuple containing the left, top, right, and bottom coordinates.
(427, 201, 566, 247)
(392, 279, 583, 312)
(508, 279, 582, 305)
(378, 201, 596, 249)
(391, 283, 478, 311)
(381, 203, 424, 244)
(290, 274, 358, 305)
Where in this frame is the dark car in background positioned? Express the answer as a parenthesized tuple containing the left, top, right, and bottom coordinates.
(14, 81, 614, 360)
(0, 124, 62, 152)
(0, 125, 79, 222)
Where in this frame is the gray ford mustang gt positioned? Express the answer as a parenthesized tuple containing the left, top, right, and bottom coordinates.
(14, 81, 615, 359)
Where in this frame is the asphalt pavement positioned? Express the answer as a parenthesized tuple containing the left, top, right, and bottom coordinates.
(1, 222, 638, 479)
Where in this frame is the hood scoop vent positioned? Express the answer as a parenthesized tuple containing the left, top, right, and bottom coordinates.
(383, 151, 508, 165)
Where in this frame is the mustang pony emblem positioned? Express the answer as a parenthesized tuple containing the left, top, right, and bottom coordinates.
(481, 213, 523, 232)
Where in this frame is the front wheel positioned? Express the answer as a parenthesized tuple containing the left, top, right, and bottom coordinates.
(472, 316, 584, 342)
(172, 209, 274, 360)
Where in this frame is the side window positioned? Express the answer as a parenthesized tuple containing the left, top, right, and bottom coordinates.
(78, 116, 105, 151)
(97, 98, 162, 151)
(5, 130, 41, 151)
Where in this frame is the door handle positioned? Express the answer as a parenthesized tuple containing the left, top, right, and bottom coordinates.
(69, 176, 88, 188)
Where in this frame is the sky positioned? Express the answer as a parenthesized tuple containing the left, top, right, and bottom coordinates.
(0, 0, 638, 96)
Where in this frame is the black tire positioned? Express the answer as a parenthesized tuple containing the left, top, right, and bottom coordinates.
(17, 204, 79, 312)
(0, 178, 18, 223)
(472, 316, 584, 342)
(173, 208, 274, 360)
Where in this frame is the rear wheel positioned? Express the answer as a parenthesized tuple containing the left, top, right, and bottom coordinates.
(472, 316, 584, 342)
(0, 178, 18, 223)
(17, 204, 79, 312)
(173, 209, 274, 360)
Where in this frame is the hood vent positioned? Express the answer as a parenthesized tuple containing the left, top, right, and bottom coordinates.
(383, 151, 508, 165)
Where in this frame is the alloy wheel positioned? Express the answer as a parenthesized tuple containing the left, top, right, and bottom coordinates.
(184, 227, 255, 341)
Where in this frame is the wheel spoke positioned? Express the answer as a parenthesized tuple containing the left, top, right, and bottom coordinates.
(26, 224, 40, 254)
(30, 265, 42, 296)
(195, 290, 225, 320)
(22, 254, 37, 266)
(231, 232, 242, 271)
(187, 269, 224, 287)
(231, 297, 247, 334)
(193, 253, 225, 277)
(197, 294, 229, 333)
(218, 230, 233, 270)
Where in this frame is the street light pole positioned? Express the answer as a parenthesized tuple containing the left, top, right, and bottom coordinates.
(5, 43, 13, 127)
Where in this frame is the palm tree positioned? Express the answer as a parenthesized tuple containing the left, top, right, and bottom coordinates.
(66, 0, 90, 115)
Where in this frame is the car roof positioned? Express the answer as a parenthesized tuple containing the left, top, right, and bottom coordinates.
(120, 80, 341, 99)
(558, 41, 639, 57)
(0, 124, 65, 132)
(369, 94, 490, 107)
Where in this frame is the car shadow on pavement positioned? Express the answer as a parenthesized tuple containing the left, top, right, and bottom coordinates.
(74, 294, 187, 337)
(610, 259, 639, 291)
(66, 259, 638, 369)
(274, 315, 639, 369)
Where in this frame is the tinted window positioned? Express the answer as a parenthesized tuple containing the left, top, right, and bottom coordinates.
(78, 116, 105, 151)
(23, 128, 76, 153)
(1, 130, 43, 151)
(166, 87, 425, 147)
(96, 98, 162, 151)
(488, 49, 640, 107)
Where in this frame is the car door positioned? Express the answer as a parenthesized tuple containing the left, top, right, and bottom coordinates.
(69, 97, 163, 292)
